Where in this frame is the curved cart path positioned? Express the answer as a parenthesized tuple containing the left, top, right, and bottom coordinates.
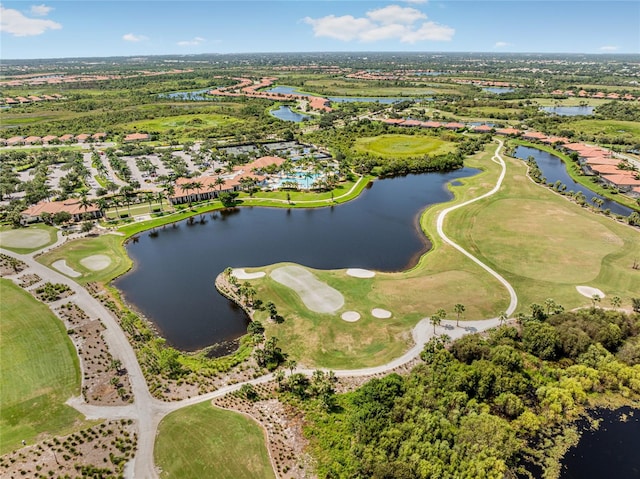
(0, 140, 517, 479)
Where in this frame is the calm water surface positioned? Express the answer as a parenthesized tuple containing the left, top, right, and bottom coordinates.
(115, 169, 478, 350)
(513, 146, 633, 216)
(540, 106, 594, 116)
(482, 87, 514, 94)
(560, 407, 640, 478)
(270, 105, 309, 122)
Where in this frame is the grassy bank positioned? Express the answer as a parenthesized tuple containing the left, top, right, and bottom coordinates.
(0, 279, 84, 453)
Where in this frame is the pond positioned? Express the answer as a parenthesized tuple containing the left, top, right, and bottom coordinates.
(540, 106, 595, 116)
(513, 146, 634, 216)
(482, 87, 514, 94)
(266, 86, 423, 104)
(157, 88, 218, 101)
(560, 407, 640, 478)
(269, 105, 309, 123)
(114, 168, 478, 351)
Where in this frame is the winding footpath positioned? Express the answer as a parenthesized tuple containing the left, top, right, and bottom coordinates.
(0, 140, 517, 479)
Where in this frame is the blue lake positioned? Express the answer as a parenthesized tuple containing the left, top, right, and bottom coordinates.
(513, 146, 633, 216)
(482, 87, 515, 94)
(540, 106, 595, 116)
(270, 105, 309, 122)
(158, 88, 218, 101)
(115, 168, 478, 350)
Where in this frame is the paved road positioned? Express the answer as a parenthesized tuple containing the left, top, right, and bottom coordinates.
(0, 141, 517, 479)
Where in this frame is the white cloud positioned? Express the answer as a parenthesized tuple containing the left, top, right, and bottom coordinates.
(494, 41, 511, 48)
(303, 3, 454, 44)
(599, 45, 618, 52)
(366, 5, 426, 25)
(122, 33, 148, 42)
(403, 0, 428, 4)
(177, 36, 205, 47)
(0, 5, 61, 36)
(30, 4, 53, 16)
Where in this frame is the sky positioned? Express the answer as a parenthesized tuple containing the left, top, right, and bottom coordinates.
(1, 0, 639, 59)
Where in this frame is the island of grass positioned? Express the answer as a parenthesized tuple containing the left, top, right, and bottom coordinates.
(155, 402, 275, 479)
(0, 279, 84, 453)
(354, 133, 457, 158)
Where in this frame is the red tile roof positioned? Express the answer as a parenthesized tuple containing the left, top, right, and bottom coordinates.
(22, 200, 99, 217)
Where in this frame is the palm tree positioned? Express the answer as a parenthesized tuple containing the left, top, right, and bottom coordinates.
(286, 359, 297, 375)
(79, 194, 92, 215)
(430, 314, 441, 335)
(544, 298, 557, 316)
(499, 311, 508, 326)
(454, 303, 465, 327)
(215, 176, 226, 192)
(591, 294, 601, 309)
(144, 192, 155, 212)
(119, 185, 134, 216)
(96, 197, 108, 219)
(610, 296, 621, 309)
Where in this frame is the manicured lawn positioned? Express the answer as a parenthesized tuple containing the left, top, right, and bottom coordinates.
(300, 78, 464, 96)
(0, 279, 84, 453)
(354, 134, 457, 158)
(155, 402, 275, 479)
(37, 233, 131, 284)
(0, 223, 58, 254)
(120, 113, 240, 132)
(446, 154, 640, 312)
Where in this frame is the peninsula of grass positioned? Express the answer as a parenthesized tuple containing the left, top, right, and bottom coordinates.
(510, 139, 640, 212)
(155, 402, 275, 479)
(0, 279, 84, 453)
(563, 119, 640, 144)
(0, 223, 58, 254)
(116, 176, 373, 238)
(354, 134, 457, 158)
(36, 233, 131, 285)
(444, 153, 640, 312)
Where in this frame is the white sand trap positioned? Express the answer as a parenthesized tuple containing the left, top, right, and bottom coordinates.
(271, 265, 344, 313)
(0, 228, 50, 249)
(232, 268, 266, 280)
(341, 311, 361, 322)
(346, 268, 376, 278)
(576, 286, 606, 299)
(371, 308, 392, 319)
(80, 254, 112, 271)
(52, 260, 81, 278)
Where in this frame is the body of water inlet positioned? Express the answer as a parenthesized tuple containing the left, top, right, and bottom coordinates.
(540, 106, 595, 116)
(114, 168, 478, 351)
(513, 146, 634, 216)
(157, 88, 218, 101)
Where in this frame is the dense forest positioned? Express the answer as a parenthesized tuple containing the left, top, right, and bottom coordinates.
(300, 308, 640, 479)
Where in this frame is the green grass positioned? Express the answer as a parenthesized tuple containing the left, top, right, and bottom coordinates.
(251, 141, 640, 368)
(0, 223, 58, 254)
(354, 134, 457, 158)
(299, 78, 464, 96)
(104, 201, 172, 220)
(528, 97, 610, 107)
(0, 279, 84, 453)
(563, 119, 640, 143)
(155, 402, 275, 479)
(446, 153, 640, 313)
(37, 234, 132, 285)
(119, 113, 240, 132)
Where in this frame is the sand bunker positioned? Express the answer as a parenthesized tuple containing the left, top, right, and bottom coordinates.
(271, 265, 344, 313)
(341, 311, 361, 322)
(371, 308, 392, 319)
(576, 286, 605, 299)
(232, 268, 266, 280)
(80, 254, 112, 271)
(0, 228, 50, 249)
(346, 268, 376, 278)
(52, 260, 81, 278)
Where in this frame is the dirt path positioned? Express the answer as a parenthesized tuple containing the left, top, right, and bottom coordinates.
(1, 141, 518, 479)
